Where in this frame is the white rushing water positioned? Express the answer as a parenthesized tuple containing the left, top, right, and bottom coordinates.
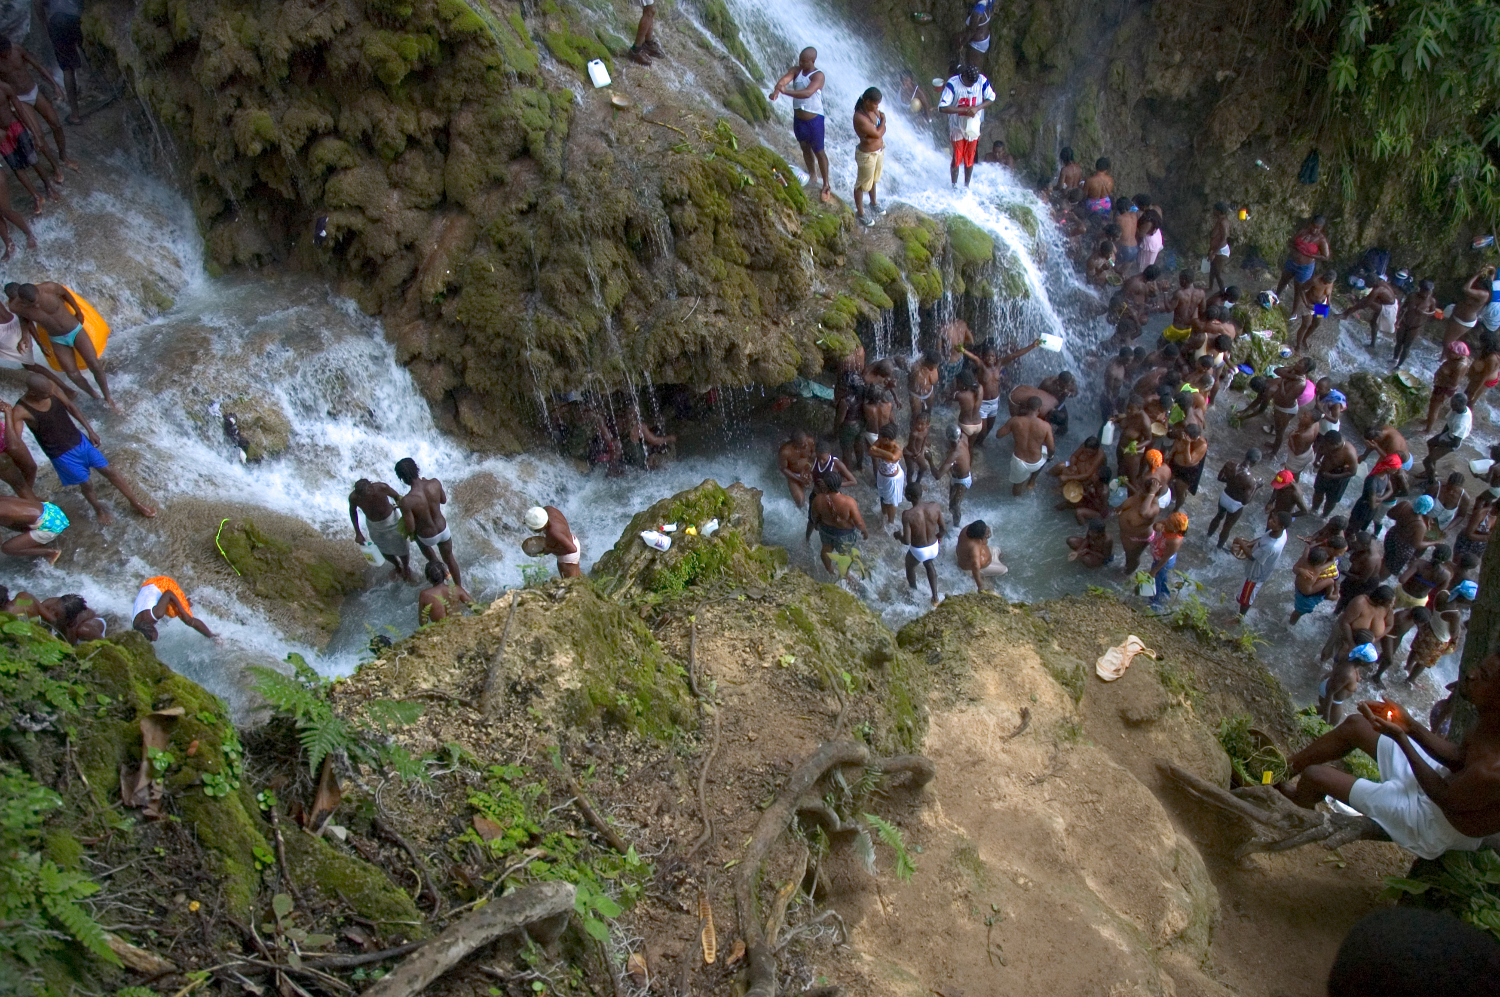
(0, 0, 1476, 719)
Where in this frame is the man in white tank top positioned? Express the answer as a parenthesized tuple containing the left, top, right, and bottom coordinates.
(770, 48, 831, 202)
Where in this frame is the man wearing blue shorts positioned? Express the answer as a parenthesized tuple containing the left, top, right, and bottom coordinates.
(769, 48, 831, 202)
(9, 374, 154, 524)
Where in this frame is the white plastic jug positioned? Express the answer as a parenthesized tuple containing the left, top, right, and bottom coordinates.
(640, 530, 672, 551)
(357, 540, 385, 567)
(1099, 420, 1117, 447)
(587, 59, 611, 88)
(1038, 333, 1065, 352)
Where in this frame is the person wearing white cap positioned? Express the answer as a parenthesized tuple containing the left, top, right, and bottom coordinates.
(525, 505, 581, 578)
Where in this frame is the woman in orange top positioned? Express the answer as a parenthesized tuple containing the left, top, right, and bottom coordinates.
(132, 576, 217, 642)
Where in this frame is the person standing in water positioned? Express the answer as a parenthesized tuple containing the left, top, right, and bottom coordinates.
(1081, 158, 1114, 223)
(778, 428, 816, 507)
(132, 575, 218, 642)
(852, 88, 885, 227)
(1274, 215, 1331, 309)
(959, 0, 993, 68)
(1443, 267, 1493, 347)
(1050, 146, 1083, 202)
(7, 283, 114, 409)
(417, 560, 470, 625)
(1206, 202, 1231, 294)
(1393, 278, 1437, 367)
(769, 49, 831, 203)
(395, 457, 466, 594)
(349, 478, 415, 583)
(994, 395, 1054, 496)
(10, 374, 153, 523)
(525, 505, 581, 579)
(808, 471, 868, 582)
(1339, 274, 1399, 350)
(896, 481, 945, 607)
(627, 0, 664, 65)
(1232, 510, 1293, 617)
(937, 64, 995, 189)
(0, 36, 75, 176)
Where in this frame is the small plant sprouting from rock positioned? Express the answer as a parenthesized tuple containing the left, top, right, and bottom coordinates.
(861, 813, 916, 882)
(249, 653, 425, 777)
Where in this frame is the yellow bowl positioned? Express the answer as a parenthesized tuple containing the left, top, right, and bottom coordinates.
(1062, 481, 1085, 503)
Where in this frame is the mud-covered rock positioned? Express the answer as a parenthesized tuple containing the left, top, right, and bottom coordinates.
(1343, 370, 1429, 433)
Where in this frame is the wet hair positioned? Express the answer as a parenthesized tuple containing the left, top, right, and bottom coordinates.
(394, 457, 419, 484)
(1461, 552, 1482, 570)
(791, 428, 812, 442)
(1142, 264, 1162, 281)
(957, 371, 977, 390)
(857, 87, 882, 112)
(1372, 585, 1396, 605)
(1215, 334, 1232, 352)
(1213, 201, 1228, 214)
(1161, 343, 1180, 359)
(1095, 157, 1110, 171)
(17, 284, 38, 303)
(1184, 423, 1202, 439)
(1248, 376, 1268, 393)
(1204, 305, 1222, 322)
(2, 282, 16, 298)
(921, 349, 942, 367)
(1097, 239, 1115, 256)
(965, 520, 988, 539)
(1431, 544, 1452, 563)
(1244, 447, 1262, 463)
(1363, 425, 1380, 439)
(1179, 270, 1194, 286)
(1132, 347, 1146, 360)
(1118, 346, 1133, 359)
(904, 481, 922, 503)
(58, 594, 88, 626)
(1448, 471, 1467, 486)
(821, 471, 843, 492)
(879, 421, 899, 439)
(1327, 514, 1348, 530)
(1197, 354, 1215, 370)
(425, 560, 448, 584)
(1056, 372, 1076, 386)
(1059, 146, 1074, 163)
(871, 359, 894, 378)
(1420, 278, 1436, 291)
(1133, 193, 1151, 210)
(1103, 223, 1122, 240)
(1274, 511, 1294, 529)
(1309, 547, 1329, 565)
(1024, 396, 1043, 413)
(1312, 214, 1326, 225)
(1326, 535, 1348, 552)
(993, 140, 1006, 149)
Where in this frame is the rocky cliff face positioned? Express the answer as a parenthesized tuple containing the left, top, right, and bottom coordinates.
(83, 0, 945, 448)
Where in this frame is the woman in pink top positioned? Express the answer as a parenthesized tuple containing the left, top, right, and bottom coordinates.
(1138, 210, 1164, 270)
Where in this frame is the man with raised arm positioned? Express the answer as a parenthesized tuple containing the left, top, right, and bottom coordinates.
(769, 48, 831, 203)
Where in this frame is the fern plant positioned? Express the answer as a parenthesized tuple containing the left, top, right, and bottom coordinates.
(861, 813, 916, 883)
(249, 654, 425, 777)
(0, 762, 119, 972)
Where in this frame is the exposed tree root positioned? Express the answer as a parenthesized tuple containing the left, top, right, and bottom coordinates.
(374, 813, 441, 913)
(1158, 762, 1388, 859)
(479, 592, 520, 715)
(559, 746, 633, 855)
(735, 741, 934, 997)
(360, 881, 574, 997)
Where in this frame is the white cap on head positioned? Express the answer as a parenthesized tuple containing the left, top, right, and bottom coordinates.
(524, 506, 549, 531)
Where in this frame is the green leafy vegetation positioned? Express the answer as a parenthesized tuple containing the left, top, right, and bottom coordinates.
(1292, 0, 1500, 231)
(862, 812, 916, 882)
(249, 654, 424, 776)
(1385, 849, 1500, 940)
(1218, 714, 1288, 785)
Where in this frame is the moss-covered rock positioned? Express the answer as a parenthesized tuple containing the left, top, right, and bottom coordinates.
(1343, 371, 1429, 433)
(865, 250, 901, 286)
(226, 395, 292, 461)
(214, 516, 365, 644)
(946, 215, 995, 271)
(592, 479, 779, 600)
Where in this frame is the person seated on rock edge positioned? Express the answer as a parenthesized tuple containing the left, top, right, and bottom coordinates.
(525, 504, 581, 579)
(132, 575, 218, 643)
(956, 519, 1006, 592)
(1281, 650, 1500, 861)
(627, 0, 663, 66)
(396, 456, 466, 596)
(1066, 518, 1114, 569)
(896, 70, 933, 121)
(350, 477, 416, 583)
(418, 559, 470, 626)
(896, 481, 944, 607)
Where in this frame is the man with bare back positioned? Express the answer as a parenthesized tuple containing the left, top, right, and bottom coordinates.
(936, 424, 973, 526)
(0, 36, 74, 177)
(994, 395, 1053, 496)
(349, 477, 415, 582)
(7, 282, 112, 408)
(1444, 267, 1493, 347)
(1206, 203, 1231, 294)
(897, 481, 945, 606)
(809, 471, 867, 582)
(962, 338, 1040, 442)
(395, 456, 465, 594)
(1278, 652, 1500, 860)
(1161, 271, 1203, 344)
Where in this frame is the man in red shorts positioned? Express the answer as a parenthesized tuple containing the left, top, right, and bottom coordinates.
(938, 64, 995, 189)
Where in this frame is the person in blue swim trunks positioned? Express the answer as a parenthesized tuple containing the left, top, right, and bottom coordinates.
(1274, 215, 1330, 307)
(9, 374, 154, 524)
(1291, 268, 1336, 353)
(5, 281, 116, 410)
(0, 493, 67, 563)
(769, 48, 831, 203)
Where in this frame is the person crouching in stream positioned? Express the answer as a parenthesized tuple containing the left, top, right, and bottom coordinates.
(524, 505, 581, 579)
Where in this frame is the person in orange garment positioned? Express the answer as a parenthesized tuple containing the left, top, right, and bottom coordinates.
(132, 575, 218, 642)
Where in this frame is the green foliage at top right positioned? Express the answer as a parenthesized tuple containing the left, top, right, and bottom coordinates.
(1292, 0, 1500, 231)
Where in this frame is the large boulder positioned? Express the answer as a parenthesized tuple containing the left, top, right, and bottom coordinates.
(590, 480, 781, 600)
(1343, 371, 1429, 434)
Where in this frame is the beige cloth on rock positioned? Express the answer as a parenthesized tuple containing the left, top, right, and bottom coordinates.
(1095, 635, 1157, 682)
